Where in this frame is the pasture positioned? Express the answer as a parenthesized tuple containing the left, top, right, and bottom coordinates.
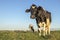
(0, 30, 60, 40)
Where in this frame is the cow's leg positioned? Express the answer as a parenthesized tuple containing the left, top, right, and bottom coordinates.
(38, 22, 42, 36)
(48, 25, 50, 35)
(46, 18, 50, 35)
(38, 28, 41, 36)
(45, 27, 48, 35)
(43, 22, 46, 36)
(46, 29, 47, 35)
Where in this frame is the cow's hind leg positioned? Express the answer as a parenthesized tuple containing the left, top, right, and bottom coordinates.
(46, 18, 51, 35)
(48, 25, 50, 35)
(45, 27, 48, 35)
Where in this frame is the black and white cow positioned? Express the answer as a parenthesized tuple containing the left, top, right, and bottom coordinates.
(29, 24, 34, 32)
(25, 4, 51, 36)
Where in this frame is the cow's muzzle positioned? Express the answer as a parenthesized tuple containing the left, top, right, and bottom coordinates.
(30, 15, 35, 19)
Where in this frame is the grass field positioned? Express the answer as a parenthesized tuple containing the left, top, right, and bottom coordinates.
(0, 30, 60, 40)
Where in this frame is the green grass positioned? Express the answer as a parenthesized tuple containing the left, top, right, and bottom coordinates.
(0, 30, 60, 40)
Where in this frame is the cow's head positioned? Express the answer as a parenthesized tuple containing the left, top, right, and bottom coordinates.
(25, 4, 37, 19)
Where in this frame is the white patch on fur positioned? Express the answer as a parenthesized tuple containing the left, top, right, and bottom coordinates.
(38, 27, 44, 30)
(32, 6, 35, 9)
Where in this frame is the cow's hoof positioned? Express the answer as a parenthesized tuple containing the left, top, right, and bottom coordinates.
(39, 34, 41, 36)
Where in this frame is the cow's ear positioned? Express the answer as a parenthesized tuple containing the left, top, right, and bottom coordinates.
(25, 9, 30, 13)
(38, 6, 43, 10)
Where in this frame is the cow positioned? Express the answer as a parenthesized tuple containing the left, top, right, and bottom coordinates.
(25, 4, 51, 36)
(29, 24, 34, 32)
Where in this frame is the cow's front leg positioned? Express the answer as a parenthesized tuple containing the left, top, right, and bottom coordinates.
(43, 22, 46, 36)
(38, 27, 41, 36)
(38, 22, 42, 36)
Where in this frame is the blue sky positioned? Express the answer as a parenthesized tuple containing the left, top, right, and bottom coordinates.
(0, 0, 60, 30)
